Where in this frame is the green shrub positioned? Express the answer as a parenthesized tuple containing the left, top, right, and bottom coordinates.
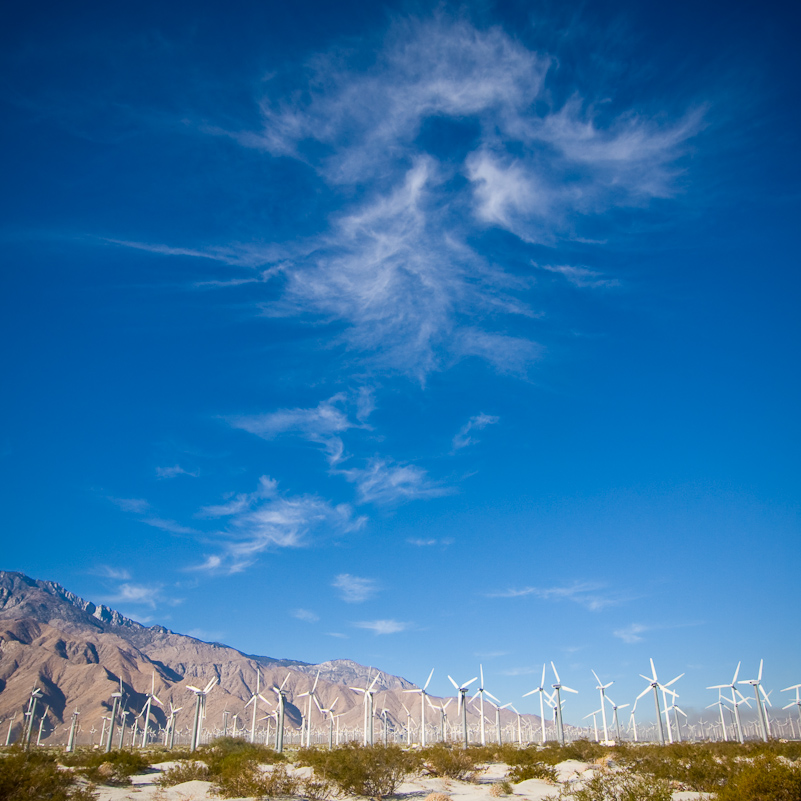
(551, 768, 672, 801)
(506, 762, 558, 783)
(419, 744, 483, 780)
(213, 761, 298, 799)
(61, 749, 151, 786)
(715, 754, 801, 801)
(298, 743, 419, 798)
(0, 748, 97, 801)
(156, 760, 210, 787)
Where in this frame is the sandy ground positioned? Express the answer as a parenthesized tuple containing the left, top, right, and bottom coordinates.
(91, 759, 711, 801)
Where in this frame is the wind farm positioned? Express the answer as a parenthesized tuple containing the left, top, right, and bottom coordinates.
(1, 1, 799, 799)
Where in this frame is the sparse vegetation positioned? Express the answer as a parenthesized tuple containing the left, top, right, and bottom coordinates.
(61, 748, 151, 786)
(549, 768, 673, 801)
(156, 759, 210, 786)
(715, 754, 801, 801)
(0, 747, 97, 801)
(419, 744, 484, 780)
(298, 743, 419, 798)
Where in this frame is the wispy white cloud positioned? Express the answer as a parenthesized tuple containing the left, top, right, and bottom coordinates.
(191, 476, 365, 574)
(338, 456, 450, 505)
(229, 392, 370, 465)
(101, 582, 182, 610)
(332, 573, 378, 603)
(353, 619, 410, 635)
(109, 16, 701, 381)
(407, 537, 454, 547)
(452, 413, 500, 450)
(535, 263, 619, 289)
(142, 517, 200, 536)
(614, 623, 648, 643)
(292, 608, 320, 623)
(108, 497, 150, 514)
(92, 565, 131, 580)
(488, 581, 621, 611)
(156, 464, 199, 479)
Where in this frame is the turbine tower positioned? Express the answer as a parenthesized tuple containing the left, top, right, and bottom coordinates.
(140, 672, 163, 748)
(523, 665, 549, 744)
(402, 668, 435, 746)
(591, 670, 613, 744)
(186, 677, 218, 752)
(635, 659, 683, 745)
(246, 668, 271, 744)
(350, 671, 381, 746)
(298, 670, 323, 748)
(448, 673, 478, 747)
(604, 695, 629, 743)
(270, 673, 291, 753)
(739, 659, 770, 742)
(550, 662, 578, 746)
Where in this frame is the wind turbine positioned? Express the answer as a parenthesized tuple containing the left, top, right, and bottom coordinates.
(583, 708, 602, 742)
(186, 677, 218, 752)
(604, 695, 629, 743)
(523, 665, 549, 744)
(636, 659, 683, 745)
(105, 680, 124, 753)
(550, 662, 578, 746)
(488, 699, 513, 745)
(23, 686, 44, 750)
(298, 670, 323, 748)
(782, 684, 801, 732)
(66, 709, 79, 752)
(246, 668, 272, 744)
(431, 697, 452, 742)
(319, 697, 338, 749)
(591, 670, 613, 744)
(739, 659, 770, 742)
(403, 668, 435, 746)
(140, 672, 163, 748)
(507, 704, 523, 745)
(351, 671, 381, 746)
(664, 698, 687, 742)
(708, 663, 751, 743)
(165, 702, 182, 748)
(470, 665, 500, 746)
(36, 705, 50, 746)
(448, 673, 478, 747)
(401, 702, 414, 745)
(271, 673, 291, 753)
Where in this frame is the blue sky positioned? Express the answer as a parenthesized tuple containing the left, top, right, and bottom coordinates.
(2, 0, 799, 724)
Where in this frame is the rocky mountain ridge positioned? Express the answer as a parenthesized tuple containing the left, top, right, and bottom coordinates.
(0, 570, 536, 745)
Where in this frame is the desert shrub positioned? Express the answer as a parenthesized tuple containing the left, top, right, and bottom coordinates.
(213, 761, 299, 799)
(156, 759, 210, 786)
(715, 754, 801, 801)
(420, 744, 483, 780)
(489, 780, 514, 796)
(298, 743, 419, 798)
(0, 747, 97, 801)
(614, 742, 733, 792)
(62, 748, 151, 786)
(197, 736, 283, 778)
(550, 768, 672, 801)
(506, 762, 557, 783)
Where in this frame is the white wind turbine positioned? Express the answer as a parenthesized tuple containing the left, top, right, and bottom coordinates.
(506, 704, 523, 745)
(739, 659, 771, 742)
(431, 697, 452, 742)
(403, 668, 435, 746)
(246, 668, 272, 744)
(583, 708, 602, 742)
(591, 670, 613, 744)
(448, 673, 478, 747)
(23, 685, 44, 750)
(470, 665, 500, 746)
(104, 680, 124, 753)
(165, 702, 182, 748)
(635, 659, 683, 745)
(708, 663, 749, 743)
(186, 677, 218, 752)
(604, 695, 629, 743)
(782, 684, 801, 732)
(270, 673, 291, 753)
(664, 697, 687, 742)
(401, 702, 414, 745)
(550, 662, 578, 746)
(66, 709, 79, 752)
(320, 697, 338, 749)
(351, 672, 381, 746)
(140, 672, 164, 747)
(523, 665, 549, 744)
(298, 670, 323, 748)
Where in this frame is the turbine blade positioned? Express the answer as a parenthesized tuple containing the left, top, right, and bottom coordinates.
(423, 668, 435, 691)
(551, 662, 560, 683)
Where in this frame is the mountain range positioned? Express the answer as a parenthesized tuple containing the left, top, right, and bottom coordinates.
(0, 571, 538, 746)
